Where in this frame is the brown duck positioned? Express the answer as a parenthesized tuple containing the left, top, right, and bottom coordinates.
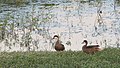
(82, 40, 102, 54)
(53, 35, 65, 51)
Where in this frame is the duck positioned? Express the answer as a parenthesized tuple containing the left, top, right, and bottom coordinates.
(82, 40, 102, 54)
(52, 35, 65, 51)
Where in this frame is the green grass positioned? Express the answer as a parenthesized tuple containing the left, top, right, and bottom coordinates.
(0, 48, 120, 68)
(0, 0, 29, 6)
(41, 4, 59, 7)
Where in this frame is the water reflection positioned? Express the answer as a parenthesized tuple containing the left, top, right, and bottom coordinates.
(0, 0, 120, 52)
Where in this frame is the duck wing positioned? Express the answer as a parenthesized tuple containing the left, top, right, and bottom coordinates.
(86, 45, 99, 48)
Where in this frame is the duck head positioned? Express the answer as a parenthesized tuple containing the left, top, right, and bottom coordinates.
(53, 35, 59, 39)
(82, 40, 88, 45)
(52, 35, 59, 43)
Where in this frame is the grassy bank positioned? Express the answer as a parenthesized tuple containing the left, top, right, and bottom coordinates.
(0, 48, 120, 68)
(0, 0, 30, 6)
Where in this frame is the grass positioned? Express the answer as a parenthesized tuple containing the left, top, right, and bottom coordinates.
(0, 0, 29, 6)
(0, 48, 120, 68)
(40, 3, 59, 7)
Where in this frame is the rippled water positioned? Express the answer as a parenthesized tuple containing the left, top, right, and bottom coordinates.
(0, 0, 120, 52)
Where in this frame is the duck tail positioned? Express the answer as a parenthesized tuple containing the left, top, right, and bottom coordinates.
(98, 48, 104, 51)
(96, 45, 99, 47)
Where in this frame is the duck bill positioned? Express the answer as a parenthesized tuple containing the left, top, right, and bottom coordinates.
(52, 37, 55, 39)
(81, 41, 84, 44)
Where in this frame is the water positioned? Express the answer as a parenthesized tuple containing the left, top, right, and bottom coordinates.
(0, 0, 120, 52)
